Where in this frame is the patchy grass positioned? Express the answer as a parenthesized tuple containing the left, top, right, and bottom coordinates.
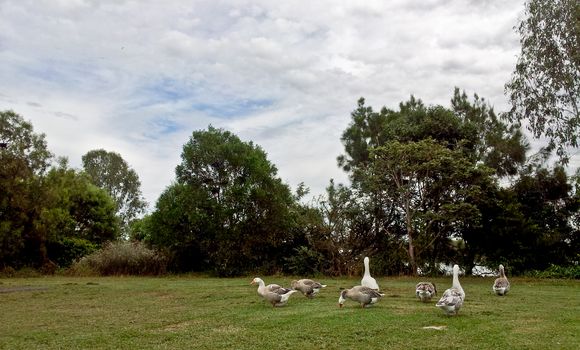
(0, 276, 578, 349)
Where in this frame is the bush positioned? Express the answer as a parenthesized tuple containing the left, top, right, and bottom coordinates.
(524, 264, 580, 279)
(284, 246, 325, 275)
(69, 241, 168, 276)
(0, 266, 42, 278)
(47, 237, 98, 268)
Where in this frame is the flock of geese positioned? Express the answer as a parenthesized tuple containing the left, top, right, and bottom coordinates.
(251, 257, 511, 316)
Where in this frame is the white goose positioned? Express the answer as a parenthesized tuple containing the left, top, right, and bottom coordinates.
(250, 277, 292, 296)
(436, 264, 465, 316)
(338, 286, 385, 308)
(361, 257, 380, 290)
(250, 277, 297, 307)
(291, 279, 327, 298)
(492, 264, 510, 296)
(415, 281, 437, 302)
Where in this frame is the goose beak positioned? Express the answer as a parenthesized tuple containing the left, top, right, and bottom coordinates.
(338, 303, 343, 308)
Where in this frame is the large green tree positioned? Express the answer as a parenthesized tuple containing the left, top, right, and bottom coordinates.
(336, 92, 527, 274)
(0, 111, 53, 267)
(148, 126, 298, 275)
(504, 0, 580, 163)
(1, 111, 118, 269)
(82, 149, 147, 237)
(366, 139, 494, 275)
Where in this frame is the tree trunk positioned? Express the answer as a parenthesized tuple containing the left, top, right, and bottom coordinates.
(404, 197, 417, 276)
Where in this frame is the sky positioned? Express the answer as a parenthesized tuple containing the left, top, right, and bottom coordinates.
(1, 0, 575, 211)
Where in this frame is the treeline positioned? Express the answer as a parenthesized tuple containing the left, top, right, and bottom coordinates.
(1, 111, 146, 272)
(1, 89, 579, 277)
(135, 89, 578, 276)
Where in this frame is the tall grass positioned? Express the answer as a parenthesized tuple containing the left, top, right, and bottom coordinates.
(0, 276, 578, 349)
(68, 241, 167, 276)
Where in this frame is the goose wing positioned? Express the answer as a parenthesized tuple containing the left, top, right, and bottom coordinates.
(267, 284, 292, 295)
(436, 288, 463, 307)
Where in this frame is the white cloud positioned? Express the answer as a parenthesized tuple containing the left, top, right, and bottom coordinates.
(2, 0, 570, 212)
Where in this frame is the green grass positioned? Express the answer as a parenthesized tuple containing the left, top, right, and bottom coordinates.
(1, 275, 578, 349)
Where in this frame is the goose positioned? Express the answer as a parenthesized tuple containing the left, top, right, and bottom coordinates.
(261, 289, 298, 307)
(250, 277, 292, 297)
(291, 279, 327, 298)
(435, 264, 465, 316)
(415, 281, 437, 302)
(338, 286, 385, 308)
(492, 264, 510, 296)
(361, 257, 380, 290)
(250, 277, 297, 307)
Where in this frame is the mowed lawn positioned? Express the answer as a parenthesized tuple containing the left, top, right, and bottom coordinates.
(0, 275, 578, 349)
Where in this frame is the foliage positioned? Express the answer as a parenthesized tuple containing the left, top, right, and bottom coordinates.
(284, 245, 325, 276)
(46, 237, 98, 268)
(69, 241, 167, 276)
(0, 110, 53, 177)
(304, 180, 407, 276)
(463, 165, 579, 274)
(147, 126, 299, 276)
(82, 149, 147, 237)
(0, 110, 53, 267)
(0, 111, 120, 270)
(41, 160, 120, 245)
(451, 89, 528, 176)
(127, 214, 152, 242)
(504, 0, 580, 163)
(334, 91, 524, 275)
(366, 139, 494, 274)
(338, 91, 527, 182)
(524, 263, 580, 279)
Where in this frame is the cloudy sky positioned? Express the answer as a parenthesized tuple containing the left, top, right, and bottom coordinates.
(2, 0, 565, 210)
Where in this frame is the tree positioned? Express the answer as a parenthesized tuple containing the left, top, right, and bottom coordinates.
(336, 93, 526, 274)
(339, 92, 527, 182)
(82, 149, 147, 237)
(366, 139, 494, 275)
(0, 110, 53, 268)
(504, 0, 580, 163)
(148, 126, 298, 275)
(41, 159, 119, 267)
(451, 88, 528, 176)
(1, 111, 118, 269)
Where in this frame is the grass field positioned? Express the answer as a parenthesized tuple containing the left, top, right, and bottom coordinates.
(1, 275, 579, 349)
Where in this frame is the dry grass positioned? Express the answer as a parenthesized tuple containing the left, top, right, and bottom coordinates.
(0, 276, 578, 349)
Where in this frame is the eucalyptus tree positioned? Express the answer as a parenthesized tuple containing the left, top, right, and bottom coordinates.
(82, 149, 147, 237)
(504, 0, 579, 163)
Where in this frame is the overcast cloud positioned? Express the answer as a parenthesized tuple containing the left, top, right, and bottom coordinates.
(2, 0, 574, 210)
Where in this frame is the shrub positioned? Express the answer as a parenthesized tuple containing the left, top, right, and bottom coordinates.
(47, 237, 98, 268)
(284, 246, 325, 275)
(0, 266, 42, 278)
(524, 264, 580, 279)
(69, 241, 168, 276)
